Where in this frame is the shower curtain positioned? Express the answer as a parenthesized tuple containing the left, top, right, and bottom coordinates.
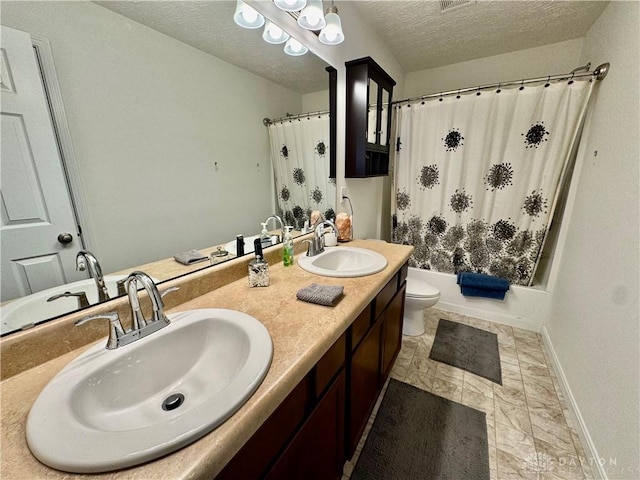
(267, 114, 335, 230)
(391, 78, 594, 286)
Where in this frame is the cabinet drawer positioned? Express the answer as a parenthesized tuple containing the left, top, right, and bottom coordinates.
(374, 273, 399, 321)
(350, 306, 371, 352)
(216, 376, 311, 480)
(315, 334, 346, 397)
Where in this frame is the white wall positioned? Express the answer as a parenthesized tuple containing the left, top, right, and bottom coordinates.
(543, 2, 640, 478)
(301, 90, 329, 113)
(404, 38, 584, 97)
(1, 1, 302, 274)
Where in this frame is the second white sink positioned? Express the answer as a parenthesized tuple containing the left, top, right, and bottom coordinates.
(298, 246, 387, 277)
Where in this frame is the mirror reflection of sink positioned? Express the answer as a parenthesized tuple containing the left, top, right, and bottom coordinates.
(224, 234, 260, 256)
(26, 308, 272, 473)
(0, 275, 138, 335)
(298, 246, 388, 277)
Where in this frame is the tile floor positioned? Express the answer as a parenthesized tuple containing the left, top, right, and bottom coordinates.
(342, 308, 594, 480)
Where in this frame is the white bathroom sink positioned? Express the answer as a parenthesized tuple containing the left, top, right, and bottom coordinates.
(1, 275, 134, 335)
(26, 308, 273, 473)
(298, 246, 388, 277)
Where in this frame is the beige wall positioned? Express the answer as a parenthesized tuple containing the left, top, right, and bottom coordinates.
(1, 1, 302, 274)
(544, 2, 640, 477)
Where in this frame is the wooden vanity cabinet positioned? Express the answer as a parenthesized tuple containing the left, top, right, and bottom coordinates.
(216, 261, 408, 478)
(216, 334, 346, 480)
(346, 265, 407, 458)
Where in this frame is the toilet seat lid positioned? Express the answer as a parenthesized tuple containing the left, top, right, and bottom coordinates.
(406, 279, 440, 298)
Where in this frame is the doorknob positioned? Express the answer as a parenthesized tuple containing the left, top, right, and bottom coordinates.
(57, 232, 73, 245)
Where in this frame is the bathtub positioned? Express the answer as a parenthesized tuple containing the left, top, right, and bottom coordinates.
(407, 267, 549, 332)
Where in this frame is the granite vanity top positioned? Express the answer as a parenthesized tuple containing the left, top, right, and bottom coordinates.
(0, 240, 413, 479)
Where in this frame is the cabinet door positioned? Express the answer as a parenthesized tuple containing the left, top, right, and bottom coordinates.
(266, 372, 345, 480)
(381, 283, 406, 380)
(347, 319, 382, 458)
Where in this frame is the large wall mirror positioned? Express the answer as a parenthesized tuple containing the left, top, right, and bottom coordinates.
(0, 0, 334, 335)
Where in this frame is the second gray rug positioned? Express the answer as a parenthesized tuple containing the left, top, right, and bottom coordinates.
(351, 379, 490, 480)
(429, 319, 502, 385)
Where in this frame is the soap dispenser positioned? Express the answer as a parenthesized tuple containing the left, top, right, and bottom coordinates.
(282, 226, 294, 267)
(249, 238, 269, 287)
(260, 222, 272, 248)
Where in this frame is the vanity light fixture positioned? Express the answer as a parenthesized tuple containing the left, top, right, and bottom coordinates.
(318, 2, 344, 45)
(284, 37, 308, 56)
(263, 20, 290, 44)
(233, 0, 265, 29)
(274, 0, 307, 12)
(297, 0, 326, 30)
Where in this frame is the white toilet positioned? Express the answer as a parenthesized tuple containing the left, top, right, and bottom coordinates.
(403, 277, 440, 336)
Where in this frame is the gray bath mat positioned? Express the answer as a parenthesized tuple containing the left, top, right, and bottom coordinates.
(430, 319, 502, 384)
(351, 379, 489, 480)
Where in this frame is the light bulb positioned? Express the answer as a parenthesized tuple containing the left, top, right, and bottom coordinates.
(242, 7, 257, 23)
(284, 38, 308, 56)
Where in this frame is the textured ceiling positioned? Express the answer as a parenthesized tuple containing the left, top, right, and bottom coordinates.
(95, 0, 608, 94)
(352, 0, 608, 72)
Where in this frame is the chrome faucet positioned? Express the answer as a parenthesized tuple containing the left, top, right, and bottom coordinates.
(125, 271, 175, 330)
(264, 214, 284, 244)
(304, 219, 338, 257)
(74, 271, 177, 350)
(76, 250, 110, 303)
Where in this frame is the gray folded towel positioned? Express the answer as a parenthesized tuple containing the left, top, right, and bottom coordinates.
(173, 249, 208, 265)
(296, 283, 344, 306)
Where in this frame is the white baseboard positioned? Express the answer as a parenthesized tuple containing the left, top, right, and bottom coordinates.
(540, 325, 606, 480)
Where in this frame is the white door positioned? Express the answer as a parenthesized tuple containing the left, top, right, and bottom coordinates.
(1, 26, 82, 302)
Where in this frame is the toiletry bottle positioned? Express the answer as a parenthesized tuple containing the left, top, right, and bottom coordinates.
(260, 222, 272, 248)
(249, 238, 269, 287)
(236, 234, 244, 256)
(283, 226, 294, 267)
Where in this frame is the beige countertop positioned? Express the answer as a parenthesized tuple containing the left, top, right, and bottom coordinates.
(0, 240, 413, 480)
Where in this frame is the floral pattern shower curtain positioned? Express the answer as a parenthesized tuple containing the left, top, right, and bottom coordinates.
(391, 79, 594, 286)
(268, 114, 335, 230)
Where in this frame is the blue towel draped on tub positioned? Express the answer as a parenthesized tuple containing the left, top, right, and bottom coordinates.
(457, 272, 510, 300)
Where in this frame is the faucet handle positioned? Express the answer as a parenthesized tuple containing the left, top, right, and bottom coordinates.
(75, 312, 126, 350)
(160, 286, 179, 299)
(116, 278, 127, 296)
(47, 291, 90, 309)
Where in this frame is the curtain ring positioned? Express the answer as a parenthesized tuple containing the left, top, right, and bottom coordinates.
(496, 82, 502, 94)
(519, 79, 525, 91)
(568, 72, 575, 85)
(456, 89, 461, 99)
(476, 86, 481, 96)
(439, 92, 443, 102)
(545, 76, 551, 87)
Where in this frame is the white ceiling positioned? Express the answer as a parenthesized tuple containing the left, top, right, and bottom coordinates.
(352, 0, 608, 72)
(96, 0, 608, 94)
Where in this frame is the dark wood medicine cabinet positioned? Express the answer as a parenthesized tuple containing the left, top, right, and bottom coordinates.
(327, 58, 396, 179)
(345, 57, 396, 178)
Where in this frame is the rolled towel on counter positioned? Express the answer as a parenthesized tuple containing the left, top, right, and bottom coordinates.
(296, 283, 344, 306)
(173, 249, 208, 265)
(457, 272, 510, 300)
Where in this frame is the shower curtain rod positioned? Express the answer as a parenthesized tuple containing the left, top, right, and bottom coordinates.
(392, 62, 610, 106)
(263, 109, 330, 126)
